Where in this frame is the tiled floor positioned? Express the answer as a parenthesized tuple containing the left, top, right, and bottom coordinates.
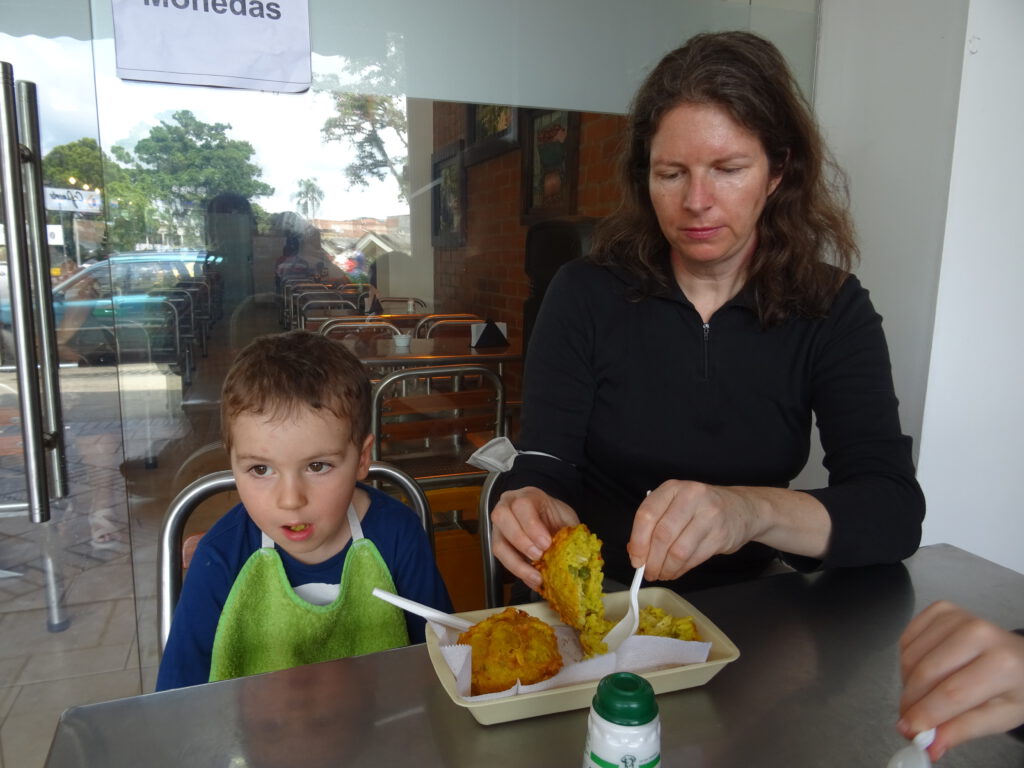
(0, 308, 262, 768)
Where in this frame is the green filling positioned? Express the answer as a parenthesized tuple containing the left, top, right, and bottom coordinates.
(570, 565, 591, 582)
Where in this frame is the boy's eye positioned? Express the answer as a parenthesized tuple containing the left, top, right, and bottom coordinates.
(249, 464, 270, 477)
(307, 461, 331, 474)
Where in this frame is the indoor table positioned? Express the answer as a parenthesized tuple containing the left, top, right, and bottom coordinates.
(344, 335, 522, 383)
(45, 544, 1024, 767)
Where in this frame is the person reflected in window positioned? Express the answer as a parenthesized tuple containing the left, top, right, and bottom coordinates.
(490, 31, 925, 594)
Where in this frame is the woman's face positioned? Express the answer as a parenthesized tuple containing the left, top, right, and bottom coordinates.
(648, 102, 781, 277)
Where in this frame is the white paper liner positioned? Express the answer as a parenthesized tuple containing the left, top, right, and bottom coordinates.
(431, 621, 712, 701)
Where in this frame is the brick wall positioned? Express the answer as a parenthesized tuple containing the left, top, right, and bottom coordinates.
(431, 103, 627, 393)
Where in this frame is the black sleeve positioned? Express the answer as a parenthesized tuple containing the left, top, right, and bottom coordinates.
(498, 262, 595, 507)
(795, 278, 925, 569)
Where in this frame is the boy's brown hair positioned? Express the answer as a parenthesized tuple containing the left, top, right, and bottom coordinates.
(220, 330, 371, 452)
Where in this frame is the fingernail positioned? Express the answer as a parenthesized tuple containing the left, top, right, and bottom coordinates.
(527, 547, 542, 561)
(896, 719, 910, 736)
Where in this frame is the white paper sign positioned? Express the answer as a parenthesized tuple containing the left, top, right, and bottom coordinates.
(111, 0, 311, 93)
(43, 187, 104, 213)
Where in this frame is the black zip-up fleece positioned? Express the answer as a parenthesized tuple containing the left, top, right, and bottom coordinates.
(502, 257, 925, 592)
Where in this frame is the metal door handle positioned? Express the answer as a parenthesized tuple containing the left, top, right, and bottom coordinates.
(0, 62, 62, 521)
(17, 79, 68, 499)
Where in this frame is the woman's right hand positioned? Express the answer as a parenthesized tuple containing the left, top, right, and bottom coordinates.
(489, 486, 579, 591)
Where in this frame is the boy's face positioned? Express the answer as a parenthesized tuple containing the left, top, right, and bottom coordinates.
(229, 405, 373, 565)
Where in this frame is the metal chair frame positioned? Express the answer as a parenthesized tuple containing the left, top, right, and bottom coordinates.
(318, 318, 402, 339)
(157, 461, 434, 654)
(425, 318, 480, 338)
(478, 470, 505, 608)
(412, 313, 482, 338)
(370, 364, 506, 490)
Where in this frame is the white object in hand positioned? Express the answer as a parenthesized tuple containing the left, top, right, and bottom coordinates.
(602, 563, 646, 652)
(886, 728, 936, 768)
(371, 587, 473, 632)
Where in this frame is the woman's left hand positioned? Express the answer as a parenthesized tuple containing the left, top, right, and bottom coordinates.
(627, 481, 759, 581)
(627, 480, 832, 581)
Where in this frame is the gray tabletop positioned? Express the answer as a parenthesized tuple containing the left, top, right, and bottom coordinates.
(46, 544, 1024, 767)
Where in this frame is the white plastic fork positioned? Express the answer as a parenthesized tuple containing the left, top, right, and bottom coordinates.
(371, 587, 473, 632)
(886, 728, 936, 768)
(602, 563, 646, 653)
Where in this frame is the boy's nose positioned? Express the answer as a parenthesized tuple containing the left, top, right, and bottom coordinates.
(276, 477, 307, 509)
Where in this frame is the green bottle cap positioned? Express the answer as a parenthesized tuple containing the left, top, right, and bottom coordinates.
(592, 672, 658, 726)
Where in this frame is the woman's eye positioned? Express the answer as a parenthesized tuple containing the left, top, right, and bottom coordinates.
(308, 461, 331, 474)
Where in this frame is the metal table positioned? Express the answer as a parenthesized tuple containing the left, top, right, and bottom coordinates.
(353, 335, 522, 369)
(45, 544, 1024, 767)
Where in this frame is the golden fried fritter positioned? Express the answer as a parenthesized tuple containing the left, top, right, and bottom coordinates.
(637, 605, 700, 641)
(534, 524, 611, 657)
(458, 607, 563, 695)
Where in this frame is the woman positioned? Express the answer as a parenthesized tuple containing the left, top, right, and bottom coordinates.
(491, 31, 925, 593)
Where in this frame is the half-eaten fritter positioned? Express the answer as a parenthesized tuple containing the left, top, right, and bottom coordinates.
(534, 524, 612, 657)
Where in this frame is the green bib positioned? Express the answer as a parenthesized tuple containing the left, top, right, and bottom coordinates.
(209, 504, 409, 683)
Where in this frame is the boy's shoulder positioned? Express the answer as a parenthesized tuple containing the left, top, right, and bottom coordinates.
(362, 482, 421, 521)
(360, 483, 428, 538)
(192, 503, 261, 559)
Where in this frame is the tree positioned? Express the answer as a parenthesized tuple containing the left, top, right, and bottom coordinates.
(42, 138, 141, 253)
(116, 110, 274, 246)
(42, 138, 112, 189)
(292, 177, 324, 219)
(316, 41, 409, 202)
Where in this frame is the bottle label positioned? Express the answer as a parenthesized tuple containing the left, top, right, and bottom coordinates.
(585, 751, 660, 768)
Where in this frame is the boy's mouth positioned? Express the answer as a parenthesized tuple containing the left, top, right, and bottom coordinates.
(282, 523, 314, 541)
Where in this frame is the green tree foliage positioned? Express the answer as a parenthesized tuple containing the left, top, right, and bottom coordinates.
(321, 94, 408, 201)
(42, 138, 137, 253)
(292, 177, 324, 218)
(316, 39, 409, 202)
(117, 110, 274, 245)
(42, 137, 112, 189)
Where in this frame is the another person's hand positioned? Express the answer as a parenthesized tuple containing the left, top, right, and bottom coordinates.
(627, 480, 759, 581)
(490, 486, 579, 591)
(898, 600, 1024, 760)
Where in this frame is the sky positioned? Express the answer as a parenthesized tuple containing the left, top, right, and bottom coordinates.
(1, 33, 409, 222)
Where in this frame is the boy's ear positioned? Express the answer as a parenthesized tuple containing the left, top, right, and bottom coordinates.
(356, 434, 374, 480)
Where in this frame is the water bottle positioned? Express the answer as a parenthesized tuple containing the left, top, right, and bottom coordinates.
(583, 672, 661, 768)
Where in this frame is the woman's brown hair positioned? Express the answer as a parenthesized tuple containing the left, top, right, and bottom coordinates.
(592, 30, 858, 327)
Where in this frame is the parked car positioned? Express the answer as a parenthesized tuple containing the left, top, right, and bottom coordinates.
(1, 250, 222, 369)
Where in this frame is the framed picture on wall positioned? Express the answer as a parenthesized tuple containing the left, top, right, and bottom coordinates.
(431, 140, 466, 248)
(464, 104, 519, 166)
(520, 109, 580, 224)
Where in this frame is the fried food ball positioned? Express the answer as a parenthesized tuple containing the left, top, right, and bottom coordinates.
(458, 607, 563, 695)
(637, 605, 700, 641)
(534, 524, 612, 657)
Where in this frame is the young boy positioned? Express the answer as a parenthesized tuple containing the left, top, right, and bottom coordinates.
(157, 330, 452, 690)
